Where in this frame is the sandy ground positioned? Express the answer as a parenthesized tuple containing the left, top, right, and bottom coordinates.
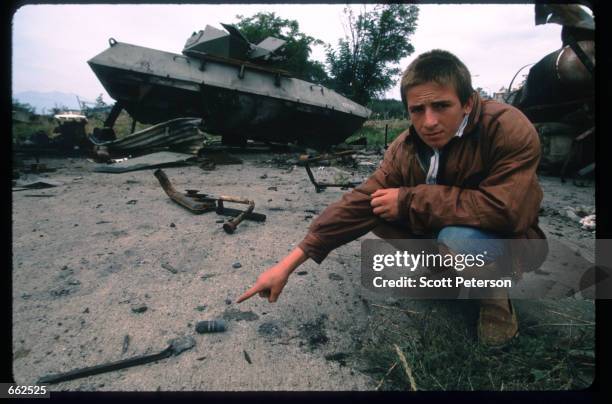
(11, 151, 595, 391)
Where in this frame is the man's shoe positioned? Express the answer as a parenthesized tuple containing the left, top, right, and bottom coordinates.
(477, 298, 518, 347)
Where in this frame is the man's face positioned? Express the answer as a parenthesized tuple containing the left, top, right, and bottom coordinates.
(405, 81, 473, 149)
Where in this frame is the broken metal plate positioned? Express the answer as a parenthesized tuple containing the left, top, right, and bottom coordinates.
(256, 36, 286, 54)
(13, 178, 64, 191)
(220, 23, 250, 44)
(88, 117, 203, 154)
(94, 151, 196, 173)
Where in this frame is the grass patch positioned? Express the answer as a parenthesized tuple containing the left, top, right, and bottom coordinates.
(12, 116, 58, 145)
(359, 299, 594, 391)
(83, 110, 152, 138)
(345, 119, 410, 148)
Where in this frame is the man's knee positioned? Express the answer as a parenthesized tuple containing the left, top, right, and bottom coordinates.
(436, 225, 505, 262)
(437, 226, 510, 286)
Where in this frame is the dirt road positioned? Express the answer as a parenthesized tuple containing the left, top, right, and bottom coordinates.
(11, 153, 595, 390)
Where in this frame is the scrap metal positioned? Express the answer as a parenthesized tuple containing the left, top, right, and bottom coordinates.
(37, 336, 195, 385)
(510, 4, 595, 180)
(88, 117, 204, 158)
(94, 151, 196, 173)
(299, 150, 362, 193)
(153, 169, 265, 233)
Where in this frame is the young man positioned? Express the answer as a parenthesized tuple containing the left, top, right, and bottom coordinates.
(237, 50, 548, 347)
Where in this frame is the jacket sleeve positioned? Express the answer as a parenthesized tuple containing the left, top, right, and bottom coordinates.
(298, 138, 406, 263)
(397, 108, 542, 236)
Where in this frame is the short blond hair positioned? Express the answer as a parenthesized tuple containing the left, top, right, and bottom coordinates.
(400, 49, 474, 109)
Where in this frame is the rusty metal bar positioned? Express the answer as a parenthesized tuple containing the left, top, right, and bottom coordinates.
(154, 169, 264, 232)
(216, 195, 255, 234)
(215, 205, 266, 222)
(217, 195, 253, 205)
(304, 164, 324, 193)
(300, 151, 361, 193)
(222, 200, 254, 234)
(154, 169, 216, 213)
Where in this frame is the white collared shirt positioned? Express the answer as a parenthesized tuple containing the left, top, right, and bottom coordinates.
(425, 114, 470, 185)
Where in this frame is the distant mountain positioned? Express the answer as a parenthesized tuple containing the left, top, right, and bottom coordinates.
(13, 91, 84, 114)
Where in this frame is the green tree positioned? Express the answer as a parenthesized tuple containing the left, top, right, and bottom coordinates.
(235, 12, 328, 83)
(325, 4, 419, 105)
(367, 98, 406, 119)
(12, 98, 36, 114)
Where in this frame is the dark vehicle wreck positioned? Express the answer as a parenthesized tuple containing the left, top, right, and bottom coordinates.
(88, 23, 371, 149)
(508, 4, 595, 181)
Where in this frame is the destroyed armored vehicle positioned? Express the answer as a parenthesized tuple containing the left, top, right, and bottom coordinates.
(509, 4, 594, 180)
(88, 23, 371, 148)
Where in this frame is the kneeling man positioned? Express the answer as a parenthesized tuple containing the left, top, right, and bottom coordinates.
(238, 49, 548, 347)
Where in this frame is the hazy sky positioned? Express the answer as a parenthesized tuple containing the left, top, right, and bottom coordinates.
(12, 3, 570, 104)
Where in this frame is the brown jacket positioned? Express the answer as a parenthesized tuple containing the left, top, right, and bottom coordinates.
(298, 94, 548, 276)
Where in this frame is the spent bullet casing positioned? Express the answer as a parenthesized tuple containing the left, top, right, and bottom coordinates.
(195, 320, 226, 333)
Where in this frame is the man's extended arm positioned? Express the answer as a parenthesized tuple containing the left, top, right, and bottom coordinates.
(236, 138, 406, 303)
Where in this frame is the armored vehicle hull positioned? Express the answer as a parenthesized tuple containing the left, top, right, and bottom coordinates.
(88, 41, 371, 147)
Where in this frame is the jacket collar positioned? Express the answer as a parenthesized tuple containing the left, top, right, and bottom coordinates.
(463, 92, 483, 135)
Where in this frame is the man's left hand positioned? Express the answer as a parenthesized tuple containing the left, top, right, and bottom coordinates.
(371, 188, 400, 221)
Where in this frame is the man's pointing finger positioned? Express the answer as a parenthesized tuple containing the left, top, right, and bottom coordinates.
(236, 285, 261, 303)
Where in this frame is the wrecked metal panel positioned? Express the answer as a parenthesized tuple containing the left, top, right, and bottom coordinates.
(88, 117, 204, 152)
(535, 4, 595, 30)
(13, 178, 64, 191)
(93, 151, 195, 173)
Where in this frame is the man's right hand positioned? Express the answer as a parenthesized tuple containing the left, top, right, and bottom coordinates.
(236, 264, 291, 303)
(236, 247, 309, 304)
